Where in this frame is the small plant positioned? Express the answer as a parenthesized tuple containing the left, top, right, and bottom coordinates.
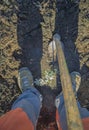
(34, 69, 58, 86)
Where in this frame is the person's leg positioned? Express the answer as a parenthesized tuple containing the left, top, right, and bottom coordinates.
(0, 67, 42, 130)
(12, 67, 42, 127)
(55, 71, 89, 130)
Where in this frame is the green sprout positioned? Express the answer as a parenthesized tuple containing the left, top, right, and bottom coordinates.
(34, 69, 58, 86)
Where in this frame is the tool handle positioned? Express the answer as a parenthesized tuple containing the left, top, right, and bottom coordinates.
(54, 34, 84, 130)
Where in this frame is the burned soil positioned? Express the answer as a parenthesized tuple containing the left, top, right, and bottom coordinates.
(0, 0, 89, 129)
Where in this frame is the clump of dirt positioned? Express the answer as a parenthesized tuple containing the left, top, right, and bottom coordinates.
(0, 0, 89, 130)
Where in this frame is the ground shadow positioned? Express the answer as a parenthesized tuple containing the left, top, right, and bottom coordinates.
(55, 1, 80, 73)
(13, 0, 43, 79)
(54, 1, 80, 91)
(12, 1, 56, 129)
(54, 0, 89, 110)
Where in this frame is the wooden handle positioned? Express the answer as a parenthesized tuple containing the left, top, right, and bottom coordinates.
(53, 34, 84, 130)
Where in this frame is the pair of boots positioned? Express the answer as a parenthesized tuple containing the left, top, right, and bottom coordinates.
(18, 67, 81, 100)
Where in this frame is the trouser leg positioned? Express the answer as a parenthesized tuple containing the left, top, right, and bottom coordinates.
(77, 102, 89, 118)
(55, 92, 89, 130)
(12, 87, 42, 127)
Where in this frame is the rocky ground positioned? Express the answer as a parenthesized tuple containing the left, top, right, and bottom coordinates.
(0, 0, 89, 129)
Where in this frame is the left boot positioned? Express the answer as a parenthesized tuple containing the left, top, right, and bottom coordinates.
(18, 67, 34, 92)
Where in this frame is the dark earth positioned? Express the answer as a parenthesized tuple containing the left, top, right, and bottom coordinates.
(0, 0, 89, 130)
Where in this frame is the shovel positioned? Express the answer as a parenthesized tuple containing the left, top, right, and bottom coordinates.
(49, 34, 84, 130)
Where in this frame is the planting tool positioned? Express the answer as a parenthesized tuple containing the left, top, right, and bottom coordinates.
(51, 34, 84, 130)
